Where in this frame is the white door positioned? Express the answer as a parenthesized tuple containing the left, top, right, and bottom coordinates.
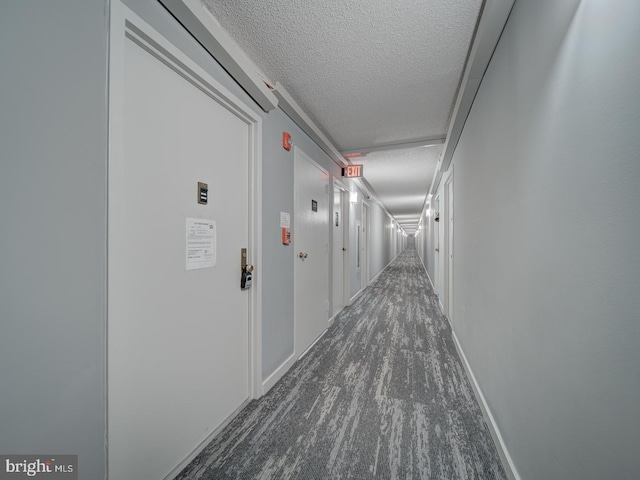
(332, 185, 346, 316)
(434, 196, 441, 297)
(294, 148, 329, 357)
(108, 8, 256, 479)
(446, 174, 454, 320)
(362, 203, 370, 284)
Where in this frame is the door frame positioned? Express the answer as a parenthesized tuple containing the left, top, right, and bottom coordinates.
(362, 201, 370, 285)
(108, 1, 263, 405)
(433, 195, 442, 308)
(444, 169, 454, 322)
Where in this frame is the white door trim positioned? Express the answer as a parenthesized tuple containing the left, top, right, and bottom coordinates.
(362, 202, 370, 286)
(433, 195, 443, 311)
(294, 146, 329, 182)
(108, 0, 263, 431)
(333, 178, 349, 192)
(445, 168, 454, 322)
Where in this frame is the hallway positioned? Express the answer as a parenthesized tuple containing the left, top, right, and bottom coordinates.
(177, 248, 506, 480)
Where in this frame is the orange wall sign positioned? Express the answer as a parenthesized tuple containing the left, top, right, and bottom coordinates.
(342, 164, 363, 178)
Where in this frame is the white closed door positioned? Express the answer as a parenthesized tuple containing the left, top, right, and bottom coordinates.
(434, 196, 441, 296)
(108, 12, 254, 480)
(332, 186, 346, 315)
(294, 148, 329, 357)
(446, 175, 454, 320)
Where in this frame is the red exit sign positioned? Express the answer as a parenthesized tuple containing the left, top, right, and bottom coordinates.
(342, 164, 363, 178)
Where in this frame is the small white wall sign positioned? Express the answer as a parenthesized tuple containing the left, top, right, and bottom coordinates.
(186, 218, 216, 270)
(280, 211, 290, 228)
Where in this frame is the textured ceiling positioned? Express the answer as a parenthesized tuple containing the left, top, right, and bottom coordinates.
(360, 145, 441, 231)
(200, 0, 482, 232)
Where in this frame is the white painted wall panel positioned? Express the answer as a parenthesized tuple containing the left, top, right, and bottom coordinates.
(449, 0, 640, 478)
(0, 2, 108, 478)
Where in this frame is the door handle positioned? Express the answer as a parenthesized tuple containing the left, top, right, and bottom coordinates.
(241, 264, 253, 290)
(298, 252, 308, 259)
(241, 247, 253, 290)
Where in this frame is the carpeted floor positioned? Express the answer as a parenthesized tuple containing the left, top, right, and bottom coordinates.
(176, 247, 507, 479)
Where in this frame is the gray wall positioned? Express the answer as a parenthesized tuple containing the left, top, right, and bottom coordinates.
(368, 201, 389, 279)
(261, 109, 343, 376)
(368, 201, 404, 281)
(346, 187, 403, 297)
(0, 1, 108, 479)
(447, 0, 640, 478)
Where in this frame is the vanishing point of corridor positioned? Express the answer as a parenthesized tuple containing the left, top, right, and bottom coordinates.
(176, 247, 507, 479)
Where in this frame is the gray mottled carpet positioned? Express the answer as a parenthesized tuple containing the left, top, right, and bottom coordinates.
(176, 247, 507, 479)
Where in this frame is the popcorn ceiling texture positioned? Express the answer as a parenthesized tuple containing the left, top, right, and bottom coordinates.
(201, 0, 482, 151)
(362, 145, 442, 219)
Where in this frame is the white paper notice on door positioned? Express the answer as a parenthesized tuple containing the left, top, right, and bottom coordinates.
(186, 218, 216, 270)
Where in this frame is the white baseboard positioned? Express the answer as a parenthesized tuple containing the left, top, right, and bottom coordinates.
(262, 320, 332, 395)
(426, 269, 436, 292)
(297, 328, 327, 360)
(348, 252, 401, 306)
(417, 252, 438, 295)
(349, 287, 365, 305)
(329, 310, 340, 326)
(421, 252, 516, 477)
(261, 351, 297, 395)
(450, 330, 520, 480)
(368, 265, 385, 284)
(163, 398, 250, 480)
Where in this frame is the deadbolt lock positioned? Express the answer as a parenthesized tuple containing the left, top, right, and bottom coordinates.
(241, 248, 253, 290)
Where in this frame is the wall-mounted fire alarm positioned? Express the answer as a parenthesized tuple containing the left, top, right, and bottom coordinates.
(282, 132, 292, 151)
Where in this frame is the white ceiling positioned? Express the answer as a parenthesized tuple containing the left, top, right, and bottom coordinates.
(201, 0, 483, 233)
(358, 145, 442, 230)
